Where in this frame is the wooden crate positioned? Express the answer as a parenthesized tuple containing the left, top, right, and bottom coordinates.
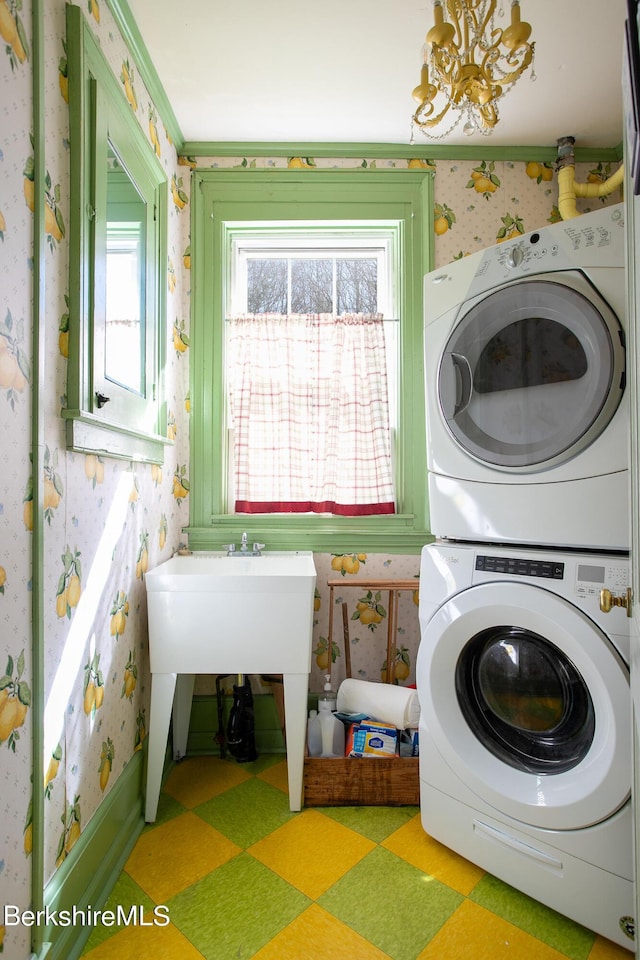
(304, 756, 419, 806)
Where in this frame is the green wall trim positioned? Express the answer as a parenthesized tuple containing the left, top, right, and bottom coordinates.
(189, 168, 432, 555)
(42, 749, 146, 960)
(104, 0, 184, 152)
(184, 524, 432, 556)
(65, 3, 169, 461)
(32, 0, 46, 953)
(181, 140, 624, 163)
(63, 410, 171, 464)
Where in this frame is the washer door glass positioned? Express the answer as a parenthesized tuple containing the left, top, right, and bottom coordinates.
(437, 272, 625, 469)
(456, 626, 595, 775)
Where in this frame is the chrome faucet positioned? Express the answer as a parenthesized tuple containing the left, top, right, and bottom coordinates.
(223, 533, 266, 556)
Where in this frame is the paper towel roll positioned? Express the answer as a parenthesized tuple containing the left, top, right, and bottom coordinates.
(336, 678, 420, 730)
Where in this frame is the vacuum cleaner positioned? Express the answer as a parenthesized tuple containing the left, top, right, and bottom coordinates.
(225, 674, 257, 763)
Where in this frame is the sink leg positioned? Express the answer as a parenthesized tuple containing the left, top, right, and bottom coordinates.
(282, 672, 308, 812)
(145, 672, 177, 822)
(173, 673, 195, 760)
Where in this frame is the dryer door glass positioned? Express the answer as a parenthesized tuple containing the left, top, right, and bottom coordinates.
(455, 625, 595, 774)
(437, 274, 625, 469)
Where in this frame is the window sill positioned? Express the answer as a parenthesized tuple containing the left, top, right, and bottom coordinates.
(184, 514, 432, 556)
(63, 409, 171, 464)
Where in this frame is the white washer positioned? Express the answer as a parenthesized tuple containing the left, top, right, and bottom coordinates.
(416, 540, 635, 949)
(424, 203, 629, 551)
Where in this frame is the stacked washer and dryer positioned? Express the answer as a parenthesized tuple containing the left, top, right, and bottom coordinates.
(416, 203, 636, 949)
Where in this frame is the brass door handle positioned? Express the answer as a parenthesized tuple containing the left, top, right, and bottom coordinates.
(600, 587, 632, 617)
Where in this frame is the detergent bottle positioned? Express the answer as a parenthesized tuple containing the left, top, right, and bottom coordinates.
(307, 709, 322, 756)
(318, 674, 337, 712)
(317, 676, 345, 757)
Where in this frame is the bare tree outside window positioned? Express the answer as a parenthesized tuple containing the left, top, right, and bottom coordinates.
(246, 255, 379, 315)
(247, 259, 288, 313)
(337, 259, 378, 313)
(291, 259, 333, 313)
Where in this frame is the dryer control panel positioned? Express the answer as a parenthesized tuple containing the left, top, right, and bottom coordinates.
(465, 203, 624, 298)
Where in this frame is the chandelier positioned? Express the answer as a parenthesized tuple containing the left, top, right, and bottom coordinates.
(411, 0, 535, 140)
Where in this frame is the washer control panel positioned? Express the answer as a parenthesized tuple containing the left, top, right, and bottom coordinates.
(475, 555, 564, 579)
(574, 561, 628, 599)
(474, 554, 629, 600)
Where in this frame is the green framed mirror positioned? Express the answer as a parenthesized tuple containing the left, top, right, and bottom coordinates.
(64, 3, 168, 462)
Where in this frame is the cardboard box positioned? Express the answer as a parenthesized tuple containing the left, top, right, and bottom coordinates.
(349, 720, 398, 758)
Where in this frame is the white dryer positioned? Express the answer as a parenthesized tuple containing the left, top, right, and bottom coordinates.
(416, 540, 635, 949)
(424, 203, 629, 551)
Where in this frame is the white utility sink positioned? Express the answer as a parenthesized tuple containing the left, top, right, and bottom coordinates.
(144, 550, 317, 820)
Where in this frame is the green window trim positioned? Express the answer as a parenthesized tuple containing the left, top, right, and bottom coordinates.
(187, 168, 434, 555)
(64, 4, 169, 464)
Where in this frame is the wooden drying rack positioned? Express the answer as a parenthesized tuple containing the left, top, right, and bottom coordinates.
(305, 577, 421, 807)
(326, 578, 419, 684)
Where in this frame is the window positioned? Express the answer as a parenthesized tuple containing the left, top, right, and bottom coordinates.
(226, 230, 397, 516)
(188, 169, 433, 553)
(64, 5, 168, 462)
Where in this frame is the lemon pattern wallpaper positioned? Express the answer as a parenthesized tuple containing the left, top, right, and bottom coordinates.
(1, 1, 190, 957)
(0, 0, 623, 957)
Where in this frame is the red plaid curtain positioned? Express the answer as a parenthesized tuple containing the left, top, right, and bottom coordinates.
(227, 313, 396, 515)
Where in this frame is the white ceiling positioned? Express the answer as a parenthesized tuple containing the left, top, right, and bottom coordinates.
(126, 0, 627, 149)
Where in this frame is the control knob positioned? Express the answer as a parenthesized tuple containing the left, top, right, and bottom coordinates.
(505, 245, 525, 269)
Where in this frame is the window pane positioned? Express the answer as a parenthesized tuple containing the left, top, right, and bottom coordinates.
(291, 259, 333, 313)
(337, 258, 378, 314)
(105, 226, 144, 394)
(248, 259, 288, 313)
(229, 236, 396, 517)
(105, 142, 146, 395)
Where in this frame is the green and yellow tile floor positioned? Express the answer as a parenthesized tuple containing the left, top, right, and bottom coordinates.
(82, 755, 631, 960)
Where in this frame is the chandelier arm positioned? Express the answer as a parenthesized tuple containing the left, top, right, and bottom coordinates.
(478, 37, 503, 83)
(478, 54, 495, 85)
(482, 26, 503, 56)
(479, 101, 499, 129)
(505, 42, 534, 65)
(413, 98, 454, 128)
(475, 0, 499, 44)
(494, 45, 534, 85)
(432, 47, 458, 87)
(462, 3, 472, 52)
(432, 49, 468, 108)
(446, 0, 465, 51)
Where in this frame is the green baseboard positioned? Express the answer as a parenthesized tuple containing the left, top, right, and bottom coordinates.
(40, 748, 146, 960)
(186, 693, 287, 755)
